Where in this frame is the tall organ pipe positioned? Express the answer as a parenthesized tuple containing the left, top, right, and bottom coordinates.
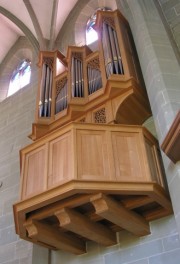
(39, 63, 46, 117)
(71, 55, 84, 97)
(102, 23, 113, 77)
(39, 63, 53, 117)
(102, 22, 124, 77)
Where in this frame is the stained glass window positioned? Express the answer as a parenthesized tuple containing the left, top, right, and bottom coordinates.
(86, 12, 98, 45)
(86, 7, 111, 45)
(8, 59, 31, 97)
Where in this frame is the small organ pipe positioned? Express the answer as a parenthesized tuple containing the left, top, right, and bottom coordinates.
(39, 63, 53, 118)
(102, 23, 113, 77)
(113, 30, 124, 74)
(87, 64, 102, 95)
(80, 59, 84, 97)
(108, 25, 119, 74)
(71, 56, 75, 97)
(39, 63, 46, 117)
(55, 79, 68, 114)
(48, 69, 53, 117)
(71, 55, 84, 98)
(44, 65, 50, 117)
(75, 58, 78, 97)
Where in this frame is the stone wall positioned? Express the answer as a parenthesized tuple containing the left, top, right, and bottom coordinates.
(158, 0, 180, 52)
(0, 47, 38, 263)
(51, 217, 180, 264)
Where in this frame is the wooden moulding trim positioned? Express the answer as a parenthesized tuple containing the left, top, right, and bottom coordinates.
(161, 111, 180, 163)
(14, 180, 169, 217)
(23, 195, 154, 227)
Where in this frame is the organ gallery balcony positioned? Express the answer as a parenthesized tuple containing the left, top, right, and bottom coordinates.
(13, 9, 172, 255)
(14, 122, 172, 254)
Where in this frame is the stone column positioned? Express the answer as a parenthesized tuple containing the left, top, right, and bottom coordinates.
(117, 0, 180, 233)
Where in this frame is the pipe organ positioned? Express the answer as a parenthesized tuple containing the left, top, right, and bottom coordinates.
(13, 10, 172, 254)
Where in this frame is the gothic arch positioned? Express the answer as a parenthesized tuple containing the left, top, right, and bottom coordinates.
(0, 6, 39, 54)
(74, 0, 117, 46)
(0, 37, 35, 101)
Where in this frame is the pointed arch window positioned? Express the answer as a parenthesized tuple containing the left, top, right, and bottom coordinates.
(8, 59, 31, 97)
(86, 8, 111, 45)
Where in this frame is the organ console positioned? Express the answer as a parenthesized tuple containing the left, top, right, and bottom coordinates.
(13, 10, 172, 254)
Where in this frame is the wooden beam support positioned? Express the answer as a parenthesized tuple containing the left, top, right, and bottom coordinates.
(120, 195, 154, 209)
(148, 185, 173, 212)
(25, 220, 86, 255)
(55, 207, 116, 246)
(91, 193, 150, 236)
(27, 194, 93, 221)
(143, 207, 173, 222)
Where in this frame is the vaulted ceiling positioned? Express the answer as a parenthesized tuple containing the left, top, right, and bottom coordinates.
(0, 0, 79, 64)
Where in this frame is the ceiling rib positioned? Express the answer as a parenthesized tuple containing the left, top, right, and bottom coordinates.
(49, 0, 59, 50)
(0, 6, 39, 54)
(23, 0, 46, 50)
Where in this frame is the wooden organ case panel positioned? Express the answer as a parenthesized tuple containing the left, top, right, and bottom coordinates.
(14, 10, 172, 255)
(48, 131, 73, 188)
(21, 145, 48, 200)
(76, 130, 110, 181)
(111, 131, 147, 182)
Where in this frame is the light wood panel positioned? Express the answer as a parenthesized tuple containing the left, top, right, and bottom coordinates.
(76, 130, 110, 180)
(22, 145, 47, 199)
(112, 131, 145, 181)
(48, 131, 73, 188)
(20, 123, 166, 199)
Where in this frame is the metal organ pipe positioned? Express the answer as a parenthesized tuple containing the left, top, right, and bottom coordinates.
(87, 64, 102, 95)
(71, 56, 75, 97)
(55, 78, 68, 114)
(39, 62, 53, 117)
(102, 22, 124, 78)
(71, 55, 84, 97)
(102, 23, 113, 77)
(39, 63, 46, 117)
(113, 30, 124, 74)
